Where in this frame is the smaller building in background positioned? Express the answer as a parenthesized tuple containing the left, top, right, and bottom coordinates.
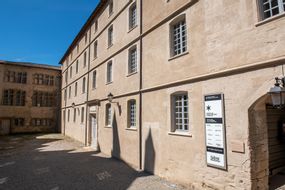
(0, 60, 61, 135)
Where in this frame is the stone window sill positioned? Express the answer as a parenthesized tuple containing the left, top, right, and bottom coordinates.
(255, 12, 285, 27)
(168, 131, 192, 137)
(168, 51, 189, 61)
(126, 71, 137, 77)
(126, 127, 137, 131)
(128, 25, 138, 33)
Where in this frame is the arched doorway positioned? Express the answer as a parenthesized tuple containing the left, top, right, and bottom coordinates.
(249, 94, 285, 189)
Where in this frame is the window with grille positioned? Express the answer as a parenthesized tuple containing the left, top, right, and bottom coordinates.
(76, 60, 79, 74)
(14, 118, 24, 127)
(93, 71, 97, 89)
(5, 71, 27, 84)
(106, 104, 112, 126)
(94, 41, 98, 59)
(84, 52, 87, 68)
(128, 47, 137, 74)
(81, 107, 85, 123)
(259, 0, 285, 20)
(82, 77, 86, 93)
(109, 0, 113, 16)
(171, 16, 187, 57)
(107, 61, 113, 83)
(108, 26, 113, 47)
(128, 100, 136, 128)
(129, 3, 137, 29)
(75, 82, 78, 96)
(172, 93, 189, 131)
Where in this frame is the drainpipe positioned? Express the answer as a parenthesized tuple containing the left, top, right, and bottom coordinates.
(139, 0, 143, 170)
(85, 27, 92, 146)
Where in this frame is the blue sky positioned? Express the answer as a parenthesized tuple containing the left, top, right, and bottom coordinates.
(0, 0, 100, 66)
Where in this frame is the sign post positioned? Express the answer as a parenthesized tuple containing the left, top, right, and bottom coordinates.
(204, 94, 227, 170)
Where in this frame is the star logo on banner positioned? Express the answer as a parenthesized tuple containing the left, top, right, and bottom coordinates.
(206, 105, 211, 111)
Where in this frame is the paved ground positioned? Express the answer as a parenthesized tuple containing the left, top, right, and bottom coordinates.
(0, 134, 186, 190)
(270, 171, 285, 190)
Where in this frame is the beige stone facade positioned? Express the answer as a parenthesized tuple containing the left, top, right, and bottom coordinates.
(0, 61, 61, 134)
(60, 0, 285, 189)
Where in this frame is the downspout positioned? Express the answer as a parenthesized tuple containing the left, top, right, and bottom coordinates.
(139, 0, 143, 170)
(85, 27, 92, 146)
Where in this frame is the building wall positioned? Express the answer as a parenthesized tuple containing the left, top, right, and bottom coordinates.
(60, 0, 285, 189)
(0, 62, 61, 134)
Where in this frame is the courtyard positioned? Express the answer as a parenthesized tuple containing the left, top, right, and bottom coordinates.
(0, 134, 186, 190)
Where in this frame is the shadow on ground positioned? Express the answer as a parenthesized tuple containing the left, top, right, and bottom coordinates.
(0, 134, 149, 190)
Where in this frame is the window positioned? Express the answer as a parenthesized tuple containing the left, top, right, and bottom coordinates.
(170, 15, 187, 57)
(31, 118, 52, 126)
(74, 108, 76, 122)
(128, 100, 136, 128)
(5, 71, 28, 84)
(77, 44, 79, 53)
(14, 118, 24, 127)
(94, 41, 98, 59)
(129, 3, 137, 29)
(109, 0, 114, 16)
(64, 89, 67, 101)
(32, 91, 55, 107)
(128, 46, 137, 74)
(259, 0, 285, 20)
(76, 60, 79, 74)
(81, 107, 85, 123)
(71, 52, 73, 61)
(66, 57, 69, 66)
(171, 93, 189, 132)
(75, 82, 78, 97)
(43, 75, 54, 86)
(2, 89, 13, 105)
(65, 71, 68, 83)
(92, 71, 97, 89)
(34, 74, 53, 85)
(15, 91, 26, 106)
(70, 66, 72, 78)
(69, 86, 71, 99)
(84, 52, 87, 68)
(82, 77, 86, 93)
(94, 20, 98, 33)
(2, 89, 25, 106)
(106, 61, 113, 83)
(68, 109, 70, 122)
(85, 33, 88, 44)
(108, 26, 113, 47)
(63, 110, 66, 123)
(105, 104, 112, 126)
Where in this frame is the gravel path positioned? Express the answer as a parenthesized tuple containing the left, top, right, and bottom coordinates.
(0, 134, 187, 190)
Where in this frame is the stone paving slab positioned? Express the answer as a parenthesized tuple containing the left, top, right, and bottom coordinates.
(0, 134, 188, 190)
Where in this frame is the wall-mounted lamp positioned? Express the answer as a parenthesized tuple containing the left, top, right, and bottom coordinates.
(268, 77, 285, 108)
(108, 93, 114, 103)
(107, 93, 121, 115)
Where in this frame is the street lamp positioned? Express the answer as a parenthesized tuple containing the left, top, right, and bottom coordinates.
(107, 93, 114, 103)
(268, 77, 285, 108)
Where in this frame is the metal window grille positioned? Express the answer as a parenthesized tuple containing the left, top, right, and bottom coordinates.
(260, 0, 285, 19)
(108, 26, 113, 47)
(129, 48, 137, 74)
(174, 94, 189, 131)
(129, 100, 136, 127)
(107, 62, 112, 83)
(173, 20, 187, 56)
(129, 5, 137, 29)
(106, 104, 112, 126)
(93, 71, 97, 89)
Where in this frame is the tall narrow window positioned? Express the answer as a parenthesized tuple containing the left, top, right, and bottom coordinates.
(171, 93, 189, 132)
(64, 89, 67, 101)
(94, 41, 98, 59)
(76, 60, 79, 74)
(81, 107, 85, 123)
(92, 71, 97, 89)
(84, 52, 87, 68)
(109, 0, 113, 16)
(107, 61, 113, 83)
(2, 89, 14, 106)
(74, 108, 76, 122)
(82, 77, 86, 93)
(108, 26, 113, 47)
(69, 86, 71, 99)
(77, 44, 79, 53)
(85, 33, 88, 44)
(70, 66, 72, 78)
(105, 104, 112, 126)
(259, 0, 285, 20)
(128, 100, 136, 128)
(170, 15, 187, 57)
(68, 109, 70, 122)
(15, 91, 26, 106)
(75, 82, 78, 97)
(129, 3, 137, 29)
(63, 110, 66, 123)
(94, 20, 98, 33)
(128, 46, 137, 74)
(65, 71, 68, 83)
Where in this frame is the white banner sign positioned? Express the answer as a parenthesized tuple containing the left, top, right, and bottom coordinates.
(204, 94, 227, 170)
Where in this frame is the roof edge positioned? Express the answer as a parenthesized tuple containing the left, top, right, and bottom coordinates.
(0, 60, 61, 70)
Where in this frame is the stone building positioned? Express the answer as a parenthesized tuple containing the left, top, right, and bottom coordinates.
(59, 0, 285, 189)
(0, 61, 61, 135)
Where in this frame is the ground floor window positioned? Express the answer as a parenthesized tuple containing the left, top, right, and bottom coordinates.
(31, 118, 52, 126)
(128, 100, 136, 128)
(171, 93, 189, 132)
(14, 118, 24, 127)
